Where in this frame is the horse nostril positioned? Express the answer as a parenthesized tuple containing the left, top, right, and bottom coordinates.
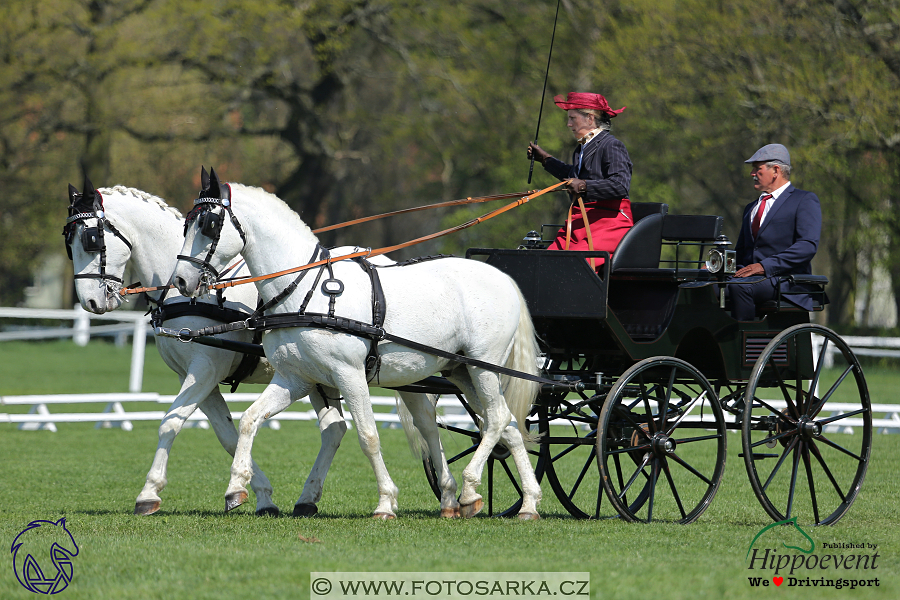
(174, 276, 187, 292)
(88, 299, 98, 312)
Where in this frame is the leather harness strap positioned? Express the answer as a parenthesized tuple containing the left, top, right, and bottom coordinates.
(576, 195, 597, 271)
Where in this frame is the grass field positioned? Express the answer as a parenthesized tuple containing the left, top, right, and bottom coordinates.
(1, 340, 899, 599)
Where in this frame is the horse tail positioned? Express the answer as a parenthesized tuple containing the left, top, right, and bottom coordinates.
(395, 392, 435, 459)
(502, 283, 541, 445)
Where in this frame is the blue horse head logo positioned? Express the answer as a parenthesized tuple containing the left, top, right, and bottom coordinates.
(11, 518, 79, 594)
(747, 516, 815, 560)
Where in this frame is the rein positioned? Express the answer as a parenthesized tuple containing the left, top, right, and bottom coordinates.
(122, 181, 565, 296)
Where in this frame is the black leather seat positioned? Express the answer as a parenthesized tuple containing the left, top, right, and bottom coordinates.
(609, 202, 669, 272)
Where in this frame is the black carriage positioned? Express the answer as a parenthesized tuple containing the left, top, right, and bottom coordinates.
(421, 202, 871, 525)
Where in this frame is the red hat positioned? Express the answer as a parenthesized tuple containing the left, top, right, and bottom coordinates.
(553, 92, 626, 117)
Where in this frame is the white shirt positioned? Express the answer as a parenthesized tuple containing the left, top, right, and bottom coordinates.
(750, 180, 791, 228)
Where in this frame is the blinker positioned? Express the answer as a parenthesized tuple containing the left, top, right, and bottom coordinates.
(81, 227, 102, 253)
(198, 209, 223, 237)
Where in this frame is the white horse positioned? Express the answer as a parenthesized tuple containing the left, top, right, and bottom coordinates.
(172, 170, 543, 519)
(64, 180, 408, 517)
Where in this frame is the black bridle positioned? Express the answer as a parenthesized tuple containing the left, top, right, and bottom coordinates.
(179, 167, 247, 288)
(63, 181, 133, 287)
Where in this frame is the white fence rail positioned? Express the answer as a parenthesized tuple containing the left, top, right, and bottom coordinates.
(0, 392, 473, 432)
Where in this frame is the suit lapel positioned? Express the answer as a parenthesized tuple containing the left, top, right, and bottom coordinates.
(576, 132, 607, 177)
(756, 184, 795, 238)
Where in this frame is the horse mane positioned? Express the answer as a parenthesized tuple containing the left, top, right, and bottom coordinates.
(99, 185, 183, 220)
(228, 182, 316, 240)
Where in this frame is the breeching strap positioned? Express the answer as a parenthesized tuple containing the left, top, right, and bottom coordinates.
(121, 181, 565, 296)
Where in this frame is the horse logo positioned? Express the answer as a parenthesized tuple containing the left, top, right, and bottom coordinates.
(746, 515, 815, 559)
(10, 518, 79, 594)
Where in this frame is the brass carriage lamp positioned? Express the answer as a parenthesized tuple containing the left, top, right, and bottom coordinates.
(706, 235, 736, 308)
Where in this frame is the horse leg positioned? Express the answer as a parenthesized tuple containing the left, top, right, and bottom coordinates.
(293, 386, 348, 517)
(450, 368, 513, 518)
(226, 374, 308, 512)
(398, 392, 459, 518)
(135, 370, 214, 515)
(339, 374, 399, 519)
(201, 390, 280, 517)
(500, 425, 542, 520)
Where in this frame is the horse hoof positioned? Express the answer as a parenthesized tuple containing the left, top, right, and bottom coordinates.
(225, 490, 249, 513)
(293, 503, 319, 518)
(458, 498, 484, 519)
(517, 512, 540, 521)
(440, 507, 461, 519)
(372, 512, 396, 520)
(134, 500, 160, 516)
(256, 506, 280, 517)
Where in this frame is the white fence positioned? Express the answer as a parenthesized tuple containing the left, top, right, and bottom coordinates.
(0, 392, 474, 432)
(2, 306, 899, 433)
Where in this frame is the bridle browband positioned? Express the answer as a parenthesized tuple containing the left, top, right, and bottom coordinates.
(178, 180, 247, 289)
(63, 188, 133, 286)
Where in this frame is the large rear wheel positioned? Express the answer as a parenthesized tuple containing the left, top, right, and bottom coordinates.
(741, 324, 872, 525)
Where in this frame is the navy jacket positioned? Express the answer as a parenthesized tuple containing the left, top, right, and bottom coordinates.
(542, 131, 632, 201)
(734, 184, 821, 308)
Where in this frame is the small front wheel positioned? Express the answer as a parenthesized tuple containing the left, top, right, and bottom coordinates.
(598, 357, 727, 524)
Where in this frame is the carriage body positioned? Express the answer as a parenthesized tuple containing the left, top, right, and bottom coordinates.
(440, 204, 871, 525)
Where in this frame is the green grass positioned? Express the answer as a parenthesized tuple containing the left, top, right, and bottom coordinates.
(1, 340, 899, 599)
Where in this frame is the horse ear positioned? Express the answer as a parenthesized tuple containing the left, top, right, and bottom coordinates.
(208, 167, 222, 197)
(200, 166, 210, 191)
(68, 184, 79, 204)
(82, 177, 102, 211)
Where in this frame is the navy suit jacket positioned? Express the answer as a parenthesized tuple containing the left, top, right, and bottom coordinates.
(733, 184, 821, 309)
(542, 132, 632, 201)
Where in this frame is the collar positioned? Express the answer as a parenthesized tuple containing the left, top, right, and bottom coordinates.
(761, 181, 791, 202)
(577, 127, 606, 147)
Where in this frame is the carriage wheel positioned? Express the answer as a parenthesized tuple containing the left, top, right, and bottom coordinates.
(742, 324, 872, 525)
(537, 395, 651, 519)
(598, 357, 727, 524)
(423, 395, 545, 517)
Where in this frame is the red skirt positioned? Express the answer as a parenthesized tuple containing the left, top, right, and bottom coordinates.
(548, 198, 632, 270)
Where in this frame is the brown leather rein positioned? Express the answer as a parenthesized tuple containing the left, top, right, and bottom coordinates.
(121, 182, 565, 296)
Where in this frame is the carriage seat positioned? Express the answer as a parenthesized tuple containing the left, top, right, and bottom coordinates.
(755, 274, 829, 315)
(608, 202, 669, 272)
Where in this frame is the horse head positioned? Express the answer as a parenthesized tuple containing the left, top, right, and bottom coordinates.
(174, 166, 246, 297)
(64, 178, 133, 313)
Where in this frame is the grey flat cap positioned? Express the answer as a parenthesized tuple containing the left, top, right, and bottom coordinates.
(745, 143, 790, 165)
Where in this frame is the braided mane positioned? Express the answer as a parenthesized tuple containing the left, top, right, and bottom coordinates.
(99, 186, 183, 219)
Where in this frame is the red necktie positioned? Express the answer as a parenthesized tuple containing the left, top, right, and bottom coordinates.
(751, 194, 772, 239)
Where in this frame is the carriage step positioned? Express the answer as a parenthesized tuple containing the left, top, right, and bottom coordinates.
(738, 452, 779, 460)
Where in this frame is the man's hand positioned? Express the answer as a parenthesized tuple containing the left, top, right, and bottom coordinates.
(564, 178, 587, 194)
(527, 142, 551, 165)
(735, 263, 765, 278)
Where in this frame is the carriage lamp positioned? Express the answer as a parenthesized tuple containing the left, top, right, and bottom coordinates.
(705, 236, 736, 276)
(520, 230, 542, 249)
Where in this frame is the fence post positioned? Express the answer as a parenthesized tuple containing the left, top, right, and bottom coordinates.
(73, 304, 90, 346)
(129, 319, 147, 393)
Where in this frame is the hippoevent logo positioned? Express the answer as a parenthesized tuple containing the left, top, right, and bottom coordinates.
(10, 518, 79, 594)
(745, 517, 880, 590)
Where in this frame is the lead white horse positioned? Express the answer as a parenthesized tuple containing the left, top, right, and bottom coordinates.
(172, 170, 543, 519)
(65, 180, 421, 517)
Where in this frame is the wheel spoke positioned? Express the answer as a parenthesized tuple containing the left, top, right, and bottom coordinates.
(499, 458, 523, 496)
(658, 367, 677, 432)
(749, 428, 796, 449)
(816, 408, 868, 427)
(665, 390, 708, 435)
(647, 458, 660, 521)
(808, 364, 854, 418)
(807, 439, 848, 502)
(605, 443, 651, 457)
(762, 437, 799, 492)
(619, 453, 651, 499)
(674, 433, 724, 445)
(666, 452, 713, 486)
(801, 445, 820, 525)
(551, 431, 596, 462)
(785, 441, 801, 518)
(446, 444, 478, 466)
(808, 337, 830, 411)
(814, 434, 865, 462)
(639, 375, 658, 436)
(768, 354, 800, 420)
(567, 447, 597, 501)
(661, 457, 687, 519)
(487, 458, 494, 515)
(594, 478, 603, 519)
(753, 396, 799, 425)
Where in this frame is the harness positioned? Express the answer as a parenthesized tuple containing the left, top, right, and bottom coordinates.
(179, 181, 247, 290)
